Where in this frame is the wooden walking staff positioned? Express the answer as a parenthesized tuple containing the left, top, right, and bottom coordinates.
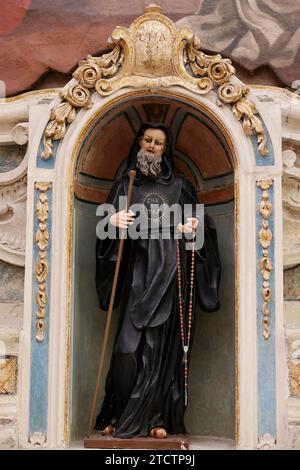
(87, 169, 136, 437)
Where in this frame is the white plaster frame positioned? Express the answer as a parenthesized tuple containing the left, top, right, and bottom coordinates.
(18, 85, 286, 449)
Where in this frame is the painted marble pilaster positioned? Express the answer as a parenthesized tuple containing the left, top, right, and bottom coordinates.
(256, 180, 276, 447)
(28, 182, 52, 446)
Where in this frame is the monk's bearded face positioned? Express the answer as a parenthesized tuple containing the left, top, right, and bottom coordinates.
(136, 149, 163, 177)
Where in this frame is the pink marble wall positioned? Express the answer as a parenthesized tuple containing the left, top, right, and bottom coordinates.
(0, 0, 199, 96)
(0, 1, 299, 96)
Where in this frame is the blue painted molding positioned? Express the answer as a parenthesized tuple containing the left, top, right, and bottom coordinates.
(256, 182, 276, 440)
(29, 184, 52, 438)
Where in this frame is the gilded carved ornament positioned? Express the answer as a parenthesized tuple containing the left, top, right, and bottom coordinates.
(34, 182, 51, 342)
(257, 180, 273, 340)
(41, 4, 268, 159)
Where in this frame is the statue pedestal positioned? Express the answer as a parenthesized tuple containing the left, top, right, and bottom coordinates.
(84, 432, 189, 449)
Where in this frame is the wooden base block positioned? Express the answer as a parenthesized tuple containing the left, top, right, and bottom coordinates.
(84, 432, 189, 449)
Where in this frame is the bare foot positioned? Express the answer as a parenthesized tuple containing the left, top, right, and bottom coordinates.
(101, 425, 115, 436)
(150, 427, 167, 439)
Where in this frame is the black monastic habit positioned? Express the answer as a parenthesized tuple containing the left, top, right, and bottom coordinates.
(94, 123, 221, 438)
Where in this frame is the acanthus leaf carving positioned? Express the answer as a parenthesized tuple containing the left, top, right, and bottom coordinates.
(218, 83, 268, 156)
(36, 197, 49, 223)
(36, 223, 49, 252)
(185, 35, 235, 85)
(257, 180, 273, 340)
(34, 182, 51, 343)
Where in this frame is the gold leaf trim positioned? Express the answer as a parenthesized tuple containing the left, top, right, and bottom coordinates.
(257, 180, 273, 339)
(34, 182, 52, 342)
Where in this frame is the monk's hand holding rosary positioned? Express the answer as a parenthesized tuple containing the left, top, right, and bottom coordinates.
(177, 217, 199, 234)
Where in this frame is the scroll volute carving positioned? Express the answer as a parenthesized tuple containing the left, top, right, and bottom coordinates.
(42, 4, 269, 159)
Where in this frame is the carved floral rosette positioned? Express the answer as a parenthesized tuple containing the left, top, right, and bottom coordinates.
(35, 182, 52, 342)
(257, 180, 273, 339)
(41, 4, 268, 159)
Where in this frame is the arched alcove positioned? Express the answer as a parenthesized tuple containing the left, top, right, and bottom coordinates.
(20, 7, 286, 450)
(70, 94, 236, 444)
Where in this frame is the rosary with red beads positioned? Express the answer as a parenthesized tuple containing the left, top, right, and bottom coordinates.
(176, 235, 195, 406)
